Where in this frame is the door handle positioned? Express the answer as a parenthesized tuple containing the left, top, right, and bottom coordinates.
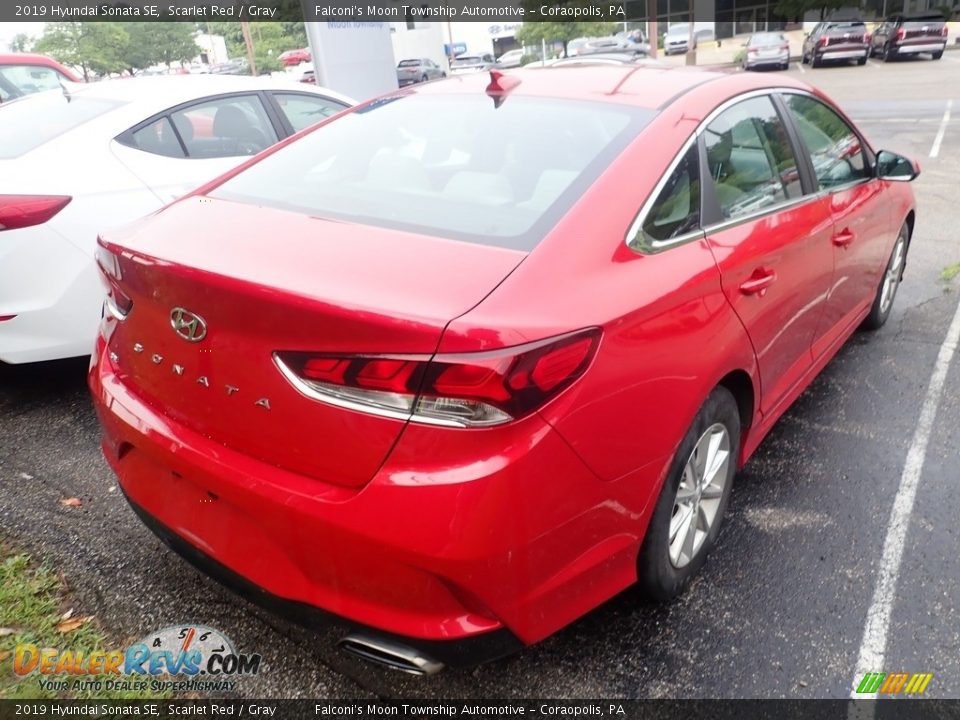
(833, 229, 855, 247)
(740, 268, 777, 297)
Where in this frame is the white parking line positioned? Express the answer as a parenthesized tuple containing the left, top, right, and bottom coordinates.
(795, 62, 805, 74)
(850, 293, 960, 702)
(929, 99, 953, 158)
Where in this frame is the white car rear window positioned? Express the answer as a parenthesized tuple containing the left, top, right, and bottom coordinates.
(0, 91, 122, 159)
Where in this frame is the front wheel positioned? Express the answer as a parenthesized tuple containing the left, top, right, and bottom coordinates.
(637, 387, 740, 601)
(863, 223, 909, 330)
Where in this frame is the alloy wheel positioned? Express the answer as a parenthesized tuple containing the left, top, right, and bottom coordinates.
(668, 423, 731, 568)
(879, 231, 907, 316)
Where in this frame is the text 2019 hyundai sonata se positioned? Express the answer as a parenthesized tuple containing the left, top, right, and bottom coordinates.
(90, 67, 918, 673)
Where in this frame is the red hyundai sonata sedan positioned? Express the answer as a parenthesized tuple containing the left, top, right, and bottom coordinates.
(90, 67, 918, 673)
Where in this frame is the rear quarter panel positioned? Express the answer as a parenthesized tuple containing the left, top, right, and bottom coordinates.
(440, 104, 759, 493)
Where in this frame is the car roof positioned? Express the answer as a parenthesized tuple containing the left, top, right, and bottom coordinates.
(411, 65, 811, 113)
(59, 74, 354, 107)
(0, 52, 65, 66)
(0, 52, 80, 80)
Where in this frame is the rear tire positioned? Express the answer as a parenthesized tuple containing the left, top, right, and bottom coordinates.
(421, 74, 428, 83)
(883, 45, 895, 62)
(637, 387, 740, 601)
(811, 53, 822, 68)
(857, 56, 867, 66)
(863, 223, 909, 331)
(932, 50, 943, 60)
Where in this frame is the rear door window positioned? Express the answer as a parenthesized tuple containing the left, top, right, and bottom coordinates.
(130, 117, 186, 158)
(703, 95, 802, 220)
(170, 95, 278, 158)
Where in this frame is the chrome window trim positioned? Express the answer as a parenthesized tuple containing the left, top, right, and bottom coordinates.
(625, 86, 865, 254)
(626, 133, 701, 254)
(702, 192, 822, 235)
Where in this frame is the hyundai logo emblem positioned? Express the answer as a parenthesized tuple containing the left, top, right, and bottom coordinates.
(170, 307, 208, 343)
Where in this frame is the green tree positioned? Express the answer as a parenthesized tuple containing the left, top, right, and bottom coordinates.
(138, 22, 200, 68)
(10, 33, 32, 53)
(516, 20, 618, 57)
(35, 22, 129, 80)
(207, 21, 307, 74)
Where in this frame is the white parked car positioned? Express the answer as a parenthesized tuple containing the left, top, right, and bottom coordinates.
(663, 23, 717, 54)
(0, 75, 353, 364)
(449, 54, 495, 75)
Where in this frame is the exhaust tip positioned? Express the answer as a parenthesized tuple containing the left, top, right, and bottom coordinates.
(338, 633, 445, 676)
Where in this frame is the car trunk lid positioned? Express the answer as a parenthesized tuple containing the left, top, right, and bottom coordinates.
(99, 196, 526, 488)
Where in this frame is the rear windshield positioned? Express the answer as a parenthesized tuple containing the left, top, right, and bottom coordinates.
(398, 60, 420, 67)
(452, 57, 483, 66)
(0, 64, 69, 102)
(750, 34, 785, 46)
(210, 94, 652, 250)
(0, 91, 122, 158)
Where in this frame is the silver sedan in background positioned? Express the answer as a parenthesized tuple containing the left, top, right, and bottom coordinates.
(742, 32, 791, 71)
(396, 58, 446, 86)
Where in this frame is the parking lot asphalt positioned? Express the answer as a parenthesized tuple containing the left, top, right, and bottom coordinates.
(2, 57, 959, 700)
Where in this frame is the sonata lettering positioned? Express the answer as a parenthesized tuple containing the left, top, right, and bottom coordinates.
(121, 342, 272, 410)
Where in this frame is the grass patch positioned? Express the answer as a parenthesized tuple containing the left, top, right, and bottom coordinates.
(0, 543, 169, 700)
(941, 262, 960, 284)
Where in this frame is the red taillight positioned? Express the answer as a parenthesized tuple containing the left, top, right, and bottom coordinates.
(94, 245, 133, 320)
(942, 26, 949, 38)
(276, 329, 601, 427)
(896, 28, 905, 41)
(780, 44, 790, 52)
(820, 36, 829, 47)
(0, 195, 71, 231)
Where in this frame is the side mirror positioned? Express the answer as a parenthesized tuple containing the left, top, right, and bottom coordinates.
(876, 150, 920, 182)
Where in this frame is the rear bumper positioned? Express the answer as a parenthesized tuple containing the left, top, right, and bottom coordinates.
(124, 491, 522, 667)
(893, 42, 946, 54)
(745, 53, 789, 67)
(820, 48, 868, 60)
(90, 336, 651, 652)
